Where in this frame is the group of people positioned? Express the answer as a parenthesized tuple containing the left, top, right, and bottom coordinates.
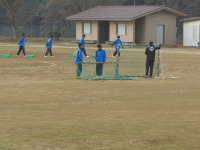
(16, 33, 160, 79)
(74, 34, 124, 79)
(16, 33, 55, 57)
(74, 42, 106, 79)
(77, 34, 123, 58)
(74, 34, 161, 79)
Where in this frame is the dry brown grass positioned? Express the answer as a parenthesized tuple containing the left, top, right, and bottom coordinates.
(0, 42, 200, 150)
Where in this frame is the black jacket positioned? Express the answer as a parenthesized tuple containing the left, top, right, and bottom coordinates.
(145, 45, 160, 60)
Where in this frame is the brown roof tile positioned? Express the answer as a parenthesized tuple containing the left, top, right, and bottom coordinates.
(181, 17, 200, 22)
(66, 5, 186, 21)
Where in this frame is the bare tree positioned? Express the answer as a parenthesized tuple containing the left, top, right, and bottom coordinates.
(123, 0, 199, 16)
(66, 0, 125, 13)
(0, 0, 28, 39)
(150, 0, 200, 16)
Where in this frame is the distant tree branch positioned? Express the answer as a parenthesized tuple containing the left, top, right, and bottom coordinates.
(0, 0, 28, 39)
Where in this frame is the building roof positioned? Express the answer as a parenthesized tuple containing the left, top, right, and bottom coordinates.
(181, 17, 200, 22)
(66, 5, 186, 21)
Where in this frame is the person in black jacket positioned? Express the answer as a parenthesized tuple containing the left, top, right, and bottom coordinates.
(145, 41, 161, 78)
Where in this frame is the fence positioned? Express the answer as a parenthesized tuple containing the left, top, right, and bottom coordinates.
(0, 24, 76, 38)
(0, 23, 183, 41)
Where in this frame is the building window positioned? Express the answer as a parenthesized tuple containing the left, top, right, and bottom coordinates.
(83, 22, 92, 34)
(117, 23, 126, 35)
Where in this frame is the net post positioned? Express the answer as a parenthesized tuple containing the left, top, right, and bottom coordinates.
(155, 49, 160, 77)
(114, 58, 119, 77)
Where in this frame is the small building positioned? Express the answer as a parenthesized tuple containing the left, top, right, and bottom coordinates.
(181, 17, 200, 47)
(66, 6, 186, 45)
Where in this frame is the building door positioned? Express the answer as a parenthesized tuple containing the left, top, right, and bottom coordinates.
(199, 25, 200, 42)
(193, 26, 197, 41)
(156, 25, 165, 45)
(99, 21, 109, 44)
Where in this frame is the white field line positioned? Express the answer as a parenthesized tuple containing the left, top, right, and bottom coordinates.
(1, 100, 121, 107)
(1, 44, 200, 54)
(161, 50, 200, 55)
(0, 44, 144, 51)
(0, 61, 57, 70)
(154, 77, 180, 79)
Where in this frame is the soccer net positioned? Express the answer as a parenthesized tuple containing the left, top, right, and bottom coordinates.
(118, 48, 160, 78)
(76, 62, 131, 80)
(75, 47, 160, 80)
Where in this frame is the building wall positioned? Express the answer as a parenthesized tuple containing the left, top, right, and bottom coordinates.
(75, 10, 178, 45)
(183, 20, 200, 46)
(109, 21, 135, 43)
(135, 17, 145, 44)
(76, 21, 98, 41)
(145, 10, 177, 45)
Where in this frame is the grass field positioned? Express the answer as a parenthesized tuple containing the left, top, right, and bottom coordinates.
(0, 40, 200, 150)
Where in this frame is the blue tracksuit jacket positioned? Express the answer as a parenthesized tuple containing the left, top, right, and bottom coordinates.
(74, 48, 83, 64)
(79, 38, 85, 48)
(46, 38, 53, 48)
(113, 39, 122, 49)
(18, 36, 25, 46)
(95, 49, 106, 62)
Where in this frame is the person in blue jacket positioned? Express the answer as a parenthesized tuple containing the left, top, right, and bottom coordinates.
(74, 43, 83, 78)
(16, 33, 26, 57)
(112, 35, 122, 58)
(95, 44, 106, 78)
(44, 35, 54, 57)
(79, 34, 89, 57)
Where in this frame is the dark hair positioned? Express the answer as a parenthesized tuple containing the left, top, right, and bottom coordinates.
(149, 41, 153, 46)
(78, 43, 82, 47)
(117, 35, 120, 38)
(22, 33, 26, 36)
(97, 44, 102, 48)
(50, 35, 54, 38)
(82, 34, 86, 37)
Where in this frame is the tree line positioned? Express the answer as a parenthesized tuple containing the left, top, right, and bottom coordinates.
(0, 0, 200, 39)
